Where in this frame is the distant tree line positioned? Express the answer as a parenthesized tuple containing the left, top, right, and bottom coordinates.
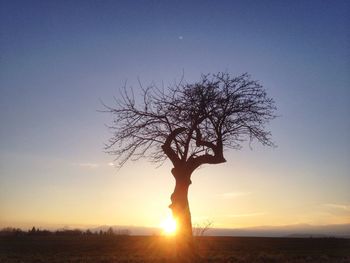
(0, 227, 131, 237)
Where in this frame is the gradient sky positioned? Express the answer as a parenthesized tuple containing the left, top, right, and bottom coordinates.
(1, 0, 349, 230)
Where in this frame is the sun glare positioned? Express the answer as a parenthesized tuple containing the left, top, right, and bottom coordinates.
(160, 215, 177, 235)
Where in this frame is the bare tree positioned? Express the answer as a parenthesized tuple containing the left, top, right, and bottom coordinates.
(104, 72, 276, 258)
(193, 220, 213, 237)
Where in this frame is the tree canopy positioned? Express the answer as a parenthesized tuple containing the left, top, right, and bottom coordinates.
(104, 72, 276, 169)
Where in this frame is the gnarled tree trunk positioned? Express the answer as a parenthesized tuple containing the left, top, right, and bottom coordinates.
(169, 167, 196, 261)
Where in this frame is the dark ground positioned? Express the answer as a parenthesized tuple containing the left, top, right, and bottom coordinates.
(0, 235, 349, 263)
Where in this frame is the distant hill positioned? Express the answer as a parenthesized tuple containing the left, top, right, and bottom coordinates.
(4, 223, 349, 238)
(206, 223, 350, 238)
(89, 225, 161, 236)
(86, 223, 350, 238)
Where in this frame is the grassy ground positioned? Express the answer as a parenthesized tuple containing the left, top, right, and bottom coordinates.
(0, 235, 349, 262)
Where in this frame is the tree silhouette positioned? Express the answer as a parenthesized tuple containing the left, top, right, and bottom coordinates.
(104, 72, 276, 258)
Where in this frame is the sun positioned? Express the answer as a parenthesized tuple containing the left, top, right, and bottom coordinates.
(160, 214, 177, 235)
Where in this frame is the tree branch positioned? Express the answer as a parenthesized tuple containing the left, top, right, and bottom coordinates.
(161, 127, 186, 166)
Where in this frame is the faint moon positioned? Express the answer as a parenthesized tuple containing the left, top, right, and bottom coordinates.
(178, 36, 183, 40)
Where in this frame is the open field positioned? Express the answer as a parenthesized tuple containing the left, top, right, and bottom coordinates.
(1, 235, 349, 263)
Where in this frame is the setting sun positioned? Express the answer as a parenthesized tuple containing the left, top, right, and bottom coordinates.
(160, 215, 177, 235)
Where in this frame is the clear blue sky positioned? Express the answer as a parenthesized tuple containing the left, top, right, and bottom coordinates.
(0, 0, 349, 229)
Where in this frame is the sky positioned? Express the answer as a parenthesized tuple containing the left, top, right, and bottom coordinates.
(0, 0, 349, 231)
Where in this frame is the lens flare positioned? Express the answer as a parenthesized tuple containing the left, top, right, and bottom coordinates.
(160, 215, 177, 235)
